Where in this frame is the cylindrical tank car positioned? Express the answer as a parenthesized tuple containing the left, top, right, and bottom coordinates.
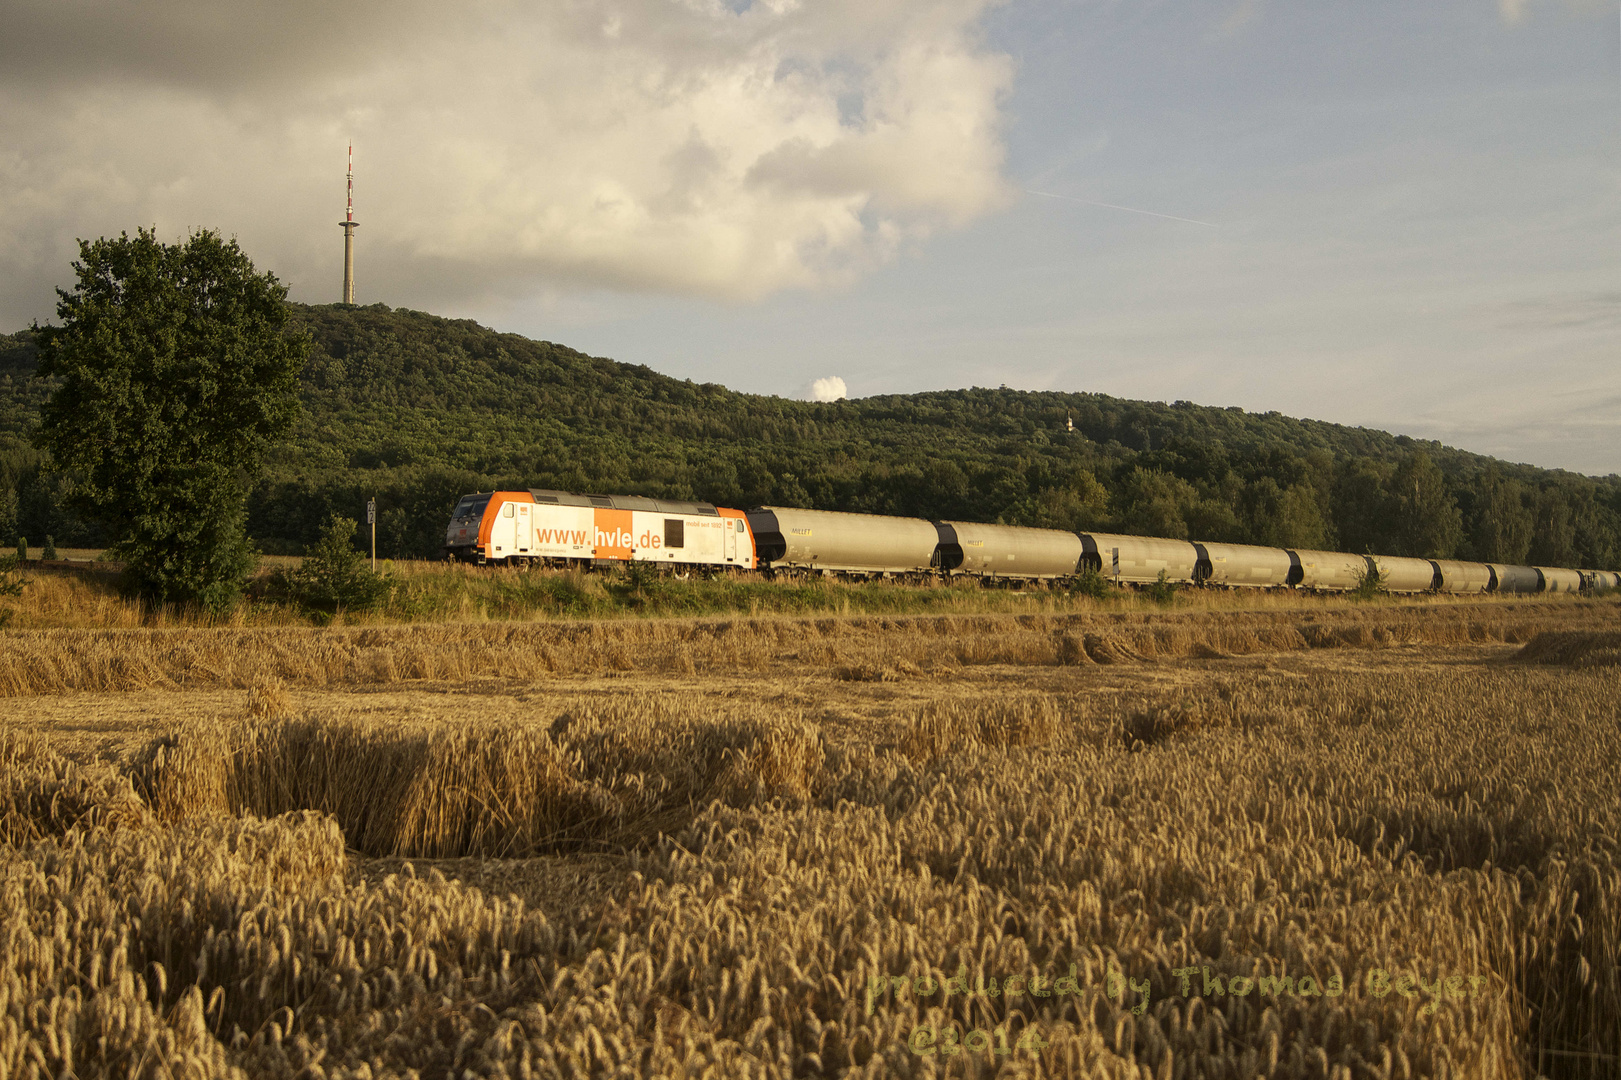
(1193, 543, 1295, 588)
(936, 522, 1083, 579)
(744, 506, 938, 577)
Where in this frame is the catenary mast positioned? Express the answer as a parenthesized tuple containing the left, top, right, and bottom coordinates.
(340, 145, 357, 304)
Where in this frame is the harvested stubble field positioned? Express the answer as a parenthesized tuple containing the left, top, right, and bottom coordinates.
(1, 595, 1618, 1078)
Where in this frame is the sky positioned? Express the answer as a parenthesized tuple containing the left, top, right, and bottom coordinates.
(2, 0, 1617, 474)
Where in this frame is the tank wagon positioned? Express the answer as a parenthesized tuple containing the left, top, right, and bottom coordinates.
(1371, 556, 1440, 594)
(445, 489, 753, 571)
(443, 489, 1614, 597)
(1488, 564, 1542, 594)
(1432, 560, 1493, 594)
(1288, 549, 1369, 591)
(1193, 543, 1294, 588)
(744, 506, 939, 577)
(936, 522, 1083, 579)
(1537, 567, 1584, 594)
(1080, 533, 1200, 585)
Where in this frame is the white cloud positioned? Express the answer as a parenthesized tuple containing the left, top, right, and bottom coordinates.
(808, 375, 848, 401)
(1494, 0, 1609, 25)
(0, 0, 1014, 325)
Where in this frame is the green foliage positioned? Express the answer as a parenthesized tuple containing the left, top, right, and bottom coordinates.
(1244, 477, 1329, 549)
(16, 537, 26, 562)
(1145, 569, 1178, 606)
(5, 302, 1620, 572)
(42, 535, 55, 560)
(612, 561, 671, 610)
(0, 552, 27, 597)
(1068, 566, 1112, 601)
(286, 515, 391, 614)
(0, 480, 15, 546)
(0, 551, 28, 627)
(1465, 468, 1533, 563)
(1349, 559, 1389, 601)
(1117, 467, 1196, 540)
(1386, 453, 1463, 559)
(363, 568, 1073, 622)
(31, 228, 308, 613)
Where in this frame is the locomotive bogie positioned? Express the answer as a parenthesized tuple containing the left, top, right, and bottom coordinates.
(936, 521, 1084, 579)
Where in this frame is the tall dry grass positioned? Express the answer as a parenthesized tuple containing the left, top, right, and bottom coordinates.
(127, 693, 825, 858)
(2, 557, 1604, 631)
(2, 643, 1619, 1075)
(0, 599, 1612, 698)
(0, 730, 149, 846)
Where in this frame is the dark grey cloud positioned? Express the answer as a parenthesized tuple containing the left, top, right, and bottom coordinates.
(0, 0, 1014, 327)
(0, 0, 438, 93)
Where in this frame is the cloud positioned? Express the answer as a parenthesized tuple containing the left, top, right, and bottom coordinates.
(1491, 292, 1621, 329)
(1219, 0, 1264, 35)
(0, 0, 1014, 325)
(808, 375, 848, 401)
(1494, 0, 1609, 25)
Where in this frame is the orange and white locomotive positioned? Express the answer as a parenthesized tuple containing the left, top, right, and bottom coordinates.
(444, 489, 755, 571)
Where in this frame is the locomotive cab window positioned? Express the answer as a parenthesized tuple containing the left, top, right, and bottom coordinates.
(453, 496, 490, 523)
(664, 519, 684, 548)
(735, 519, 745, 533)
(503, 503, 514, 518)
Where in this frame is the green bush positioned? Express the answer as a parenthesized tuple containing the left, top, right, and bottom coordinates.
(286, 515, 391, 614)
(607, 561, 675, 611)
(1068, 567, 1112, 601)
(42, 535, 55, 560)
(0, 552, 29, 627)
(1349, 559, 1388, 601)
(0, 552, 27, 597)
(16, 537, 26, 562)
(1145, 568, 1178, 607)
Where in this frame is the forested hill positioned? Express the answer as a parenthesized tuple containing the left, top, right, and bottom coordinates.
(2, 302, 1618, 566)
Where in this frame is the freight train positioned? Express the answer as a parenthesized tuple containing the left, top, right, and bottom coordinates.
(445, 489, 1619, 595)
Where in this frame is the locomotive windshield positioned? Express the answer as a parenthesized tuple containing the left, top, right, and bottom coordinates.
(451, 495, 490, 523)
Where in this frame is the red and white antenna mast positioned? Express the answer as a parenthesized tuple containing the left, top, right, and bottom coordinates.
(340, 144, 358, 304)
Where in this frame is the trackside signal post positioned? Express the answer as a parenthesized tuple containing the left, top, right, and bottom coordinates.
(367, 498, 376, 571)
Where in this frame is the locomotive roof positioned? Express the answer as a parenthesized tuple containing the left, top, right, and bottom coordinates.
(526, 489, 720, 516)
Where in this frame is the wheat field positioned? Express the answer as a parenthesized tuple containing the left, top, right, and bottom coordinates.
(1, 596, 1617, 1078)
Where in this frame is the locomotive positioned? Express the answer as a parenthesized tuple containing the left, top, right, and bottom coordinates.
(444, 489, 1619, 595)
(444, 490, 753, 571)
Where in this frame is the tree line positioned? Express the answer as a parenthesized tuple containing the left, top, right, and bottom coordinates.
(2, 254, 1618, 606)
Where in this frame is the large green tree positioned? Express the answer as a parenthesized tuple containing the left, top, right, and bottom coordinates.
(33, 228, 307, 610)
(1466, 467, 1534, 563)
(1386, 452, 1463, 559)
